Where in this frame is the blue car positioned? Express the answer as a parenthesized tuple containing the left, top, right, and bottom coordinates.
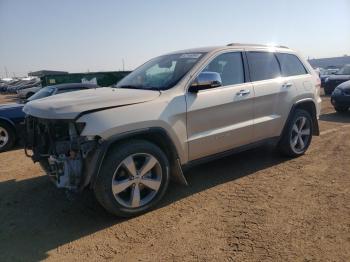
(0, 83, 100, 152)
(331, 80, 350, 113)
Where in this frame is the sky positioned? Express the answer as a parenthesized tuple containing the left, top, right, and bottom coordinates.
(0, 0, 349, 77)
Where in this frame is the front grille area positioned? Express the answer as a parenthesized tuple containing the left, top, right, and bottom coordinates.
(24, 116, 97, 190)
(25, 116, 71, 161)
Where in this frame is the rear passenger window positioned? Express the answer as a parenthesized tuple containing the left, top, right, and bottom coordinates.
(246, 52, 281, 81)
(203, 52, 245, 86)
(276, 53, 308, 76)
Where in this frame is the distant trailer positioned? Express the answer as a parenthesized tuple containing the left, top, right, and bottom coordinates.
(40, 71, 131, 87)
(28, 70, 69, 77)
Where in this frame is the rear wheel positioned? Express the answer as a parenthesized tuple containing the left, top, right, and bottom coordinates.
(0, 122, 15, 152)
(278, 109, 313, 157)
(94, 140, 170, 217)
(334, 106, 348, 113)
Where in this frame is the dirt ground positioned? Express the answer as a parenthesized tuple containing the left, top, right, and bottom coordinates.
(0, 92, 349, 262)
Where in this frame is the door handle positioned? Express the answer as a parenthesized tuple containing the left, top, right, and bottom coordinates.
(282, 82, 293, 89)
(236, 89, 250, 96)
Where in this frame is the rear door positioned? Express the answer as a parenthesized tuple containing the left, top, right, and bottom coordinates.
(276, 52, 312, 94)
(186, 51, 254, 161)
(246, 51, 295, 141)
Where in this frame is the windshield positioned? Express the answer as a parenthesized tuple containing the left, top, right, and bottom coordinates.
(116, 52, 206, 90)
(27, 86, 55, 101)
(336, 65, 350, 75)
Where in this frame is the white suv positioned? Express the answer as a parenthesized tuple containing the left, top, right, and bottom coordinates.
(24, 43, 321, 217)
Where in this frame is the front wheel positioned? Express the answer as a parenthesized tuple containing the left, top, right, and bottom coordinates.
(278, 109, 313, 157)
(94, 140, 170, 217)
(0, 122, 15, 152)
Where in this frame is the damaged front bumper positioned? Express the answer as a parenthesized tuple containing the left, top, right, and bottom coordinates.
(25, 116, 99, 191)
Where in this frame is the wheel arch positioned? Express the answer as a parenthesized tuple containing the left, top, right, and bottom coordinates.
(0, 117, 17, 136)
(26, 92, 35, 99)
(85, 127, 187, 189)
(281, 99, 320, 138)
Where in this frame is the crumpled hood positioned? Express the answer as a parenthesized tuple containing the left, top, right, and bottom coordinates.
(23, 87, 160, 119)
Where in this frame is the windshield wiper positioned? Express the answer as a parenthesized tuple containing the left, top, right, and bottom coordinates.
(117, 85, 142, 89)
(117, 85, 161, 91)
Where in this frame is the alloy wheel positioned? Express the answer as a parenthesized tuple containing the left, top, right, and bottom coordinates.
(0, 127, 9, 149)
(290, 116, 311, 154)
(111, 153, 162, 208)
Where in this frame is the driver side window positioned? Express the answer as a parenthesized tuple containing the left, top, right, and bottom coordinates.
(203, 52, 245, 86)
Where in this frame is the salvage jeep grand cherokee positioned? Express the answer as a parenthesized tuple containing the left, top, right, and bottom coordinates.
(24, 44, 321, 217)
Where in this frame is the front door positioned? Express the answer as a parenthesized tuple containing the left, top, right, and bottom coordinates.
(186, 51, 254, 161)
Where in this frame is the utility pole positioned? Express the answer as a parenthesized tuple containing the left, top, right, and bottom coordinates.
(4, 66, 8, 78)
(122, 59, 125, 71)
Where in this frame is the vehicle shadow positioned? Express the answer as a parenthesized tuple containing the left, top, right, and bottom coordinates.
(0, 145, 288, 261)
(319, 111, 350, 123)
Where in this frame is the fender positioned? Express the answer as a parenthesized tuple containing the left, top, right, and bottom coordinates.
(0, 117, 18, 138)
(280, 99, 320, 140)
(0, 116, 16, 128)
(83, 127, 188, 190)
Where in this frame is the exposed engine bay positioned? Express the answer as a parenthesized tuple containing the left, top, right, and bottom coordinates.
(25, 116, 97, 190)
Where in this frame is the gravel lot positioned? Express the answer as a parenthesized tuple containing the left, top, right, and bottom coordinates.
(0, 93, 349, 261)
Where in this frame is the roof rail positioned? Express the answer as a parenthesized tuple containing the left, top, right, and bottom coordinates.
(227, 43, 289, 49)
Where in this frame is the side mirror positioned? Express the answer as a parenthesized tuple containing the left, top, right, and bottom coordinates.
(188, 72, 222, 93)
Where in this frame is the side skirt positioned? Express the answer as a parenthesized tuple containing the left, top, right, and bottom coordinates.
(182, 137, 279, 172)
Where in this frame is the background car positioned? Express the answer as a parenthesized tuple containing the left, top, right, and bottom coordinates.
(325, 66, 340, 75)
(331, 80, 350, 113)
(23, 44, 321, 217)
(5, 77, 41, 94)
(323, 64, 350, 95)
(0, 83, 100, 152)
(16, 84, 42, 99)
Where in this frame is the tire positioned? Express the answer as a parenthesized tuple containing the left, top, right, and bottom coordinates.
(0, 121, 15, 153)
(278, 109, 313, 157)
(94, 140, 170, 217)
(334, 106, 348, 113)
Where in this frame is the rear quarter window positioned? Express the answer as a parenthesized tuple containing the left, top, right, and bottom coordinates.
(246, 52, 281, 81)
(276, 53, 308, 77)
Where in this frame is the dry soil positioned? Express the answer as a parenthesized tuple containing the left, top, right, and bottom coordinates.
(0, 93, 349, 261)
